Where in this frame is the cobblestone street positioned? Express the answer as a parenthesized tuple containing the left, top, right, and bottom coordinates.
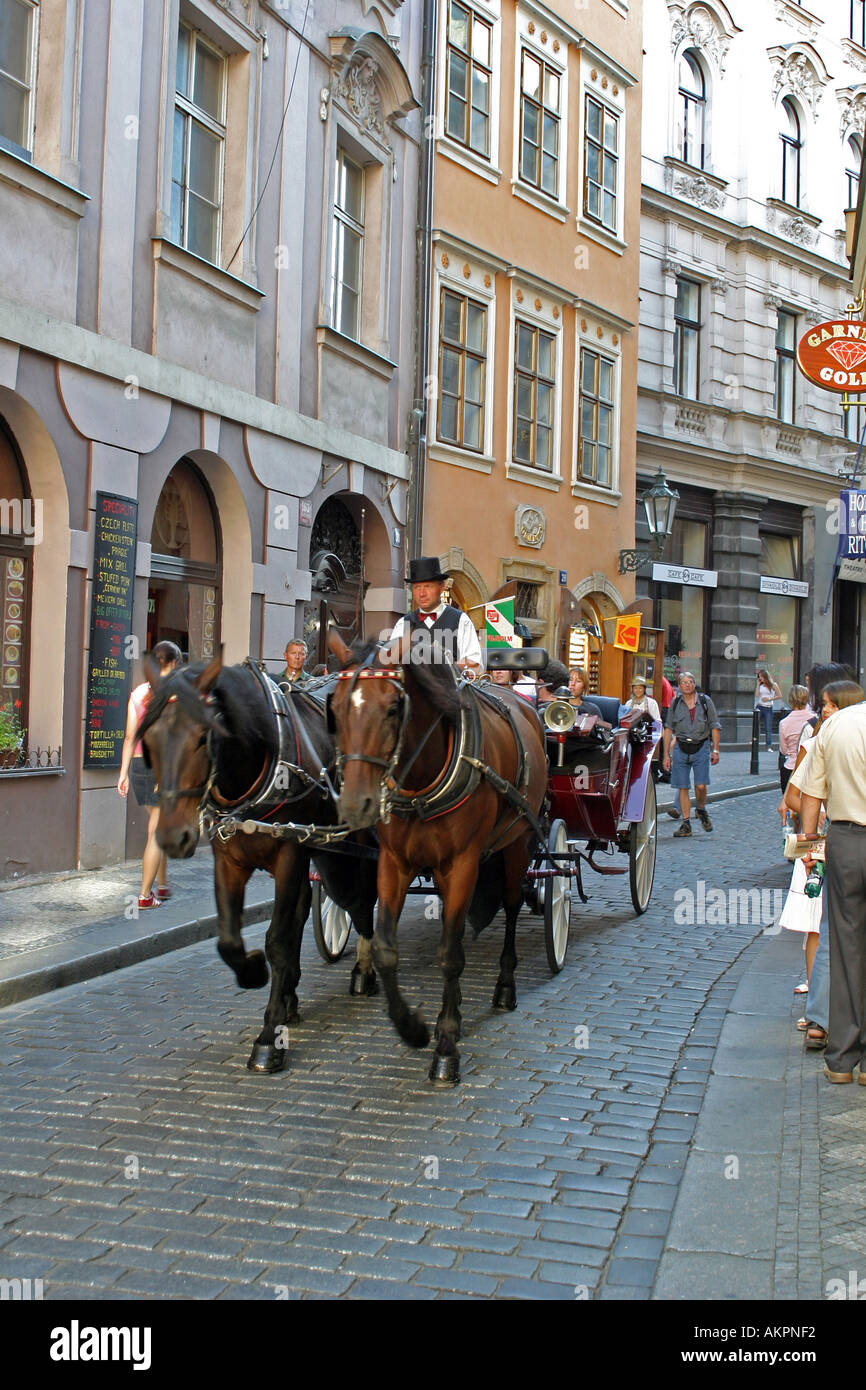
(0, 788, 863, 1301)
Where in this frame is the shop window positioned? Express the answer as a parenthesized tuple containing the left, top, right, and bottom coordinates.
(674, 278, 701, 399)
(445, 0, 492, 159)
(513, 319, 556, 471)
(0, 0, 36, 158)
(148, 459, 220, 662)
(171, 21, 227, 264)
(437, 288, 487, 451)
(758, 532, 801, 698)
(653, 517, 709, 687)
(0, 420, 31, 757)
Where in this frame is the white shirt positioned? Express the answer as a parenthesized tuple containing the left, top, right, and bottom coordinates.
(390, 602, 483, 668)
(797, 702, 866, 825)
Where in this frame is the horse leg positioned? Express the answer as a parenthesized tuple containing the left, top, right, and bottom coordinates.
(213, 847, 269, 989)
(429, 859, 478, 1086)
(492, 842, 527, 1012)
(372, 851, 430, 1049)
(317, 851, 378, 997)
(248, 846, 310, 1074)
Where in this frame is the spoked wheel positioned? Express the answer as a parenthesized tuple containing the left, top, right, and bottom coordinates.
(629, 775, 657, 915)
(310, 880, 352, 963)
(543, 819, 572, 974)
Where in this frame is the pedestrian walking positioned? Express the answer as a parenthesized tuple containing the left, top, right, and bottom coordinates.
(797, 683, 866, 1083)
(755, 667, 782, 751)
(662, 671, 721, 836)
(778, 685, 811, 793)
(117, 641, 182, 910)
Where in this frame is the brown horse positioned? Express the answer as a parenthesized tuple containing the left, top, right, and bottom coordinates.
(137, 652, 378, 1073)
(327, 632, 548, 1084)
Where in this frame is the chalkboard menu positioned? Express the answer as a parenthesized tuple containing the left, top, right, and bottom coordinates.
(83, 492, 138, 769)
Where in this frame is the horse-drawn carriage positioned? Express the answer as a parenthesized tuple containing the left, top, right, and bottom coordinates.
(139, 640, 660, 1084)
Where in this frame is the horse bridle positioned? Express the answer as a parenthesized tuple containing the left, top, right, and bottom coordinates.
(151, 693, 220, 808)
(332, 659, 411, 824)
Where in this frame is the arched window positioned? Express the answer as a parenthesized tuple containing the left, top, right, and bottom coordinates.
(678, 51, 706, 169)
(846, 132, 862, 212)
(780, 98, 802, 208)
(148, 459, 221, 662)
(0, 420, 32, 759)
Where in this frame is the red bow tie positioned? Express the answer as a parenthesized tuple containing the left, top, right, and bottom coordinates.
(418, 611, 438, 621)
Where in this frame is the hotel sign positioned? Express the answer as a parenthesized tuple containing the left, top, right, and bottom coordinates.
(796, 320, 866, 393)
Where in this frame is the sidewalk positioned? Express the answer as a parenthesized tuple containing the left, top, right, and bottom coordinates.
(0, 746, 780, 1012)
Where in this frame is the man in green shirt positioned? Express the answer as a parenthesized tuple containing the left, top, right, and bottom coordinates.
(279, 638, 310, 687)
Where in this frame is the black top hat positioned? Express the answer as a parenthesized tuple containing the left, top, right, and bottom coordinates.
(405, 556, 448, 584)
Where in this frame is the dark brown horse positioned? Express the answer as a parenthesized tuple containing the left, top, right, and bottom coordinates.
(137, 652, 378, 1073)
(327, 633, 548, 1084)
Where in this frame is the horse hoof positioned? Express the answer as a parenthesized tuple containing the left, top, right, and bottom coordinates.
(428, 1052, 460, 1086)
(240, 950, 269, 990)
(492, 981, 517, 1011)
(349, 965, 378, 997)
(246, 1043, 287, 1074)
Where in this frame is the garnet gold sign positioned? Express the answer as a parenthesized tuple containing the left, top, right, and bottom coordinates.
(796, 319, 866, 393)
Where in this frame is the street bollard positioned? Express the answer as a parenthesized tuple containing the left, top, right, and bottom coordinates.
(749, 706, 759, 776)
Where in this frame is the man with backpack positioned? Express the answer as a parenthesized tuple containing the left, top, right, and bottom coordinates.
(662, 671, 722, 836)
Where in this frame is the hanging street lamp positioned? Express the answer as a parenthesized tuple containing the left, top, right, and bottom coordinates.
(618, 467, 680, 574)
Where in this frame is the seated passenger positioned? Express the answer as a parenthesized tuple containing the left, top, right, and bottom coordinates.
(537, 660, 571, 706)
(567, 665, 603, 720)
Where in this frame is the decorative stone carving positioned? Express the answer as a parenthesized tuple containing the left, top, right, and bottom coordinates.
(764, 292, 783, 308)
(777, 428, 803, 456)
(336, 57, 385, 138)
(838, 87, 866, 138)
(674, 403, 708, 435)
(711, 277, 728, 295)
(804, 307, 823, 325)
(515, 504, 546, 549)
(672, 172, 725, 208)
(660, 257, 682, 278)
(842, 39, 866, 76)
(770, 50, 826, 117)
(670, 6, 732, 76)
(777, 213, 819, 246)
(773, 0, 820, 40)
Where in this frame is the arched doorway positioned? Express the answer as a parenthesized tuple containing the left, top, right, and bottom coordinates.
(147, 459, 221, 661)
(304, 496, 368, 664)
(0, 419, 32, 748)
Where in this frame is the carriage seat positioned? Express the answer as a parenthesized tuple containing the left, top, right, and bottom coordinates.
(590, 694, 622, 726)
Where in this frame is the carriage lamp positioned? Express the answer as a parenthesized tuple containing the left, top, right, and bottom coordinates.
(618, 467, 680, 574)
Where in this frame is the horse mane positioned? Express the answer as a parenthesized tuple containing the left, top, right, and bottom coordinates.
(138, 663, 277, 756)
(343, 638, 463, 725)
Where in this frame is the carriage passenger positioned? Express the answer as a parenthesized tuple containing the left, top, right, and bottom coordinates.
(567, 666, 603, 720)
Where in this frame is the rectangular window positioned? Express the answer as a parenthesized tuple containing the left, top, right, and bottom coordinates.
(843, 400, 865, 443)
(584, 95, 618, 231)
(775, 311, 796, 422)
(437, 289, 487, 451)
(445, 0, 492, 158)
(674, 278, 701, 399)
(578, 349, 615, 488)
(515, 580, 539, 620)
(513, 320, 556, 471)
(852, 0, 866, 47)
(331, 149, 365, 340)
(519, 48, 560, 197)
(171, 23, 227, 263)
(0, 0, 35, 155)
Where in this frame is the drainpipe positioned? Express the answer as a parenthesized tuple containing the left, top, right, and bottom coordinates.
(408, 0, 438, 561)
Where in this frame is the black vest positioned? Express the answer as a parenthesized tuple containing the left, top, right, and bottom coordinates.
(407, 606, 462, 661)
(409, 606, 461, 633)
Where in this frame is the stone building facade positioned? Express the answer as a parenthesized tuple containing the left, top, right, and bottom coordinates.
(637, 0, 865, 741)
(0, 0, 421, 878)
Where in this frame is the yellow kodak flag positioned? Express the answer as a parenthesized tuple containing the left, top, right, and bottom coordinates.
(613, 613, 641, 652)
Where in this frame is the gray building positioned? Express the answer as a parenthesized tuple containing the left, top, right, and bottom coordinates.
(637, 0, 864, 743)
(0, 0, 422, 877)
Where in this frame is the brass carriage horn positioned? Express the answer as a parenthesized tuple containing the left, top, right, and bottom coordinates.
(543, 699, 576, 733)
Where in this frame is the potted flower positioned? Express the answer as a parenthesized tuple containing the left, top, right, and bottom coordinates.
(0, 702, 25, 769)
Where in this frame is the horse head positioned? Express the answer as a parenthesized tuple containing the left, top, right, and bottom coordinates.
(326, 631, 409, 830)
(138, 651, 226, 857)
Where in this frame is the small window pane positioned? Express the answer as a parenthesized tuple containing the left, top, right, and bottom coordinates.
(536, 381, 552, 427)
(464, 402, 482, 449)
(538, 333, 554, 379)
(776, 312, 795, 351)
(597, 405, 612, 445)
(545, 69, 560, 112)
(515, 423, 532, 463)
(466, 302, 485, 352)
(581, 442, 595, 477)
(523, 53, 540, 98)
(603, 190, 616, 226)
(337, 155, 363, 222)
(470, 105, 489, 154)
(516, 374, 533, 419)
(447, 92, 467, 141)
(339, 286, 358, 338)
(586, 144, 600, 183)
(598, 358, 613, 401)
(442, 293, 463, 343)
(440, 395, 459, 441)
(587, 98, 601, 141)
(472, 67, 489, 114)
(193, 42, 223, 122)
(516, 324, 534, 371)
(441, 347, 461, 395)
(582, 351, 597, 393)
(187, 194, 218, 261)
(542, 112, 558, 155)
(176, 23, 191, 97)
(448, 50, 468, 102)
(189, 121, 220, 202)
(581, 398, 595, 440)
(596, 445, 611, 487)
(0, 0, 31, 80)
(603, 113, 618, 152)
(0, 73, 26, 146)
(449, 1, 470, 53)
(536, 426, 551, 470)
(464, 356, 483, 404)
(340, 227, 361, 292)
(471, 18, 490, 65)
(676, 279, 699, 321)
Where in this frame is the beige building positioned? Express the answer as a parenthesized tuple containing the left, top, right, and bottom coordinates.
(416, 0, 644, 664)
(0, 0, 422, 878)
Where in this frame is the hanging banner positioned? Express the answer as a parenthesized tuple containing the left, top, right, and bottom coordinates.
(484, 598, 517, 648)
(613, 613, 641, 652)
(796, 320, 866, 393)
(839, 489, 866, 557)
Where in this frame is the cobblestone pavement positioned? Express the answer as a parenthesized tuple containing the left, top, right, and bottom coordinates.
(0, 790, 844, 1301)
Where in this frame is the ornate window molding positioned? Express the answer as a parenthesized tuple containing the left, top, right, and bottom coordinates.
(667, 2, 740, 77)
(328, 29, 418, 150)
(766, 198, 821, 246)
(768, 43, 831, 118)
(663, 155, 727, 209)
(838, 85, 866, 139)
(773, 0, 822, 41)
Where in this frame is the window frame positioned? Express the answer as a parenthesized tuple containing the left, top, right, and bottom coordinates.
(846, 132, 862, 212)
(171, 21, 228, 265)
(437, 286, 488, 453)
(852, 0, 866, 48)
(775, 309, 797, 424)
(330, 146, 366, 342)
(583, 92, 619, 233)
(512, 317, 557, 473)
(678, 50, 706, 171)
(445, 0, 494, 161)
(0, 0, 38, 160)
(779, 97, 802, 209)
(673, 277, 701, 400)
(577, 347, 616, 489)
(517, 45, 561, 199)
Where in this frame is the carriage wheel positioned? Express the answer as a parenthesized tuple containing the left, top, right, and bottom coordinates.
(543, 819, 572, 974)
(310, 881, 352, 963)
(629, 775, 657, 915)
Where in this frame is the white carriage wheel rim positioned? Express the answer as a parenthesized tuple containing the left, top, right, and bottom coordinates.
(634, 789, 657, 907)
(323, 899, 351, 954)
(552, 823, 570, 962)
